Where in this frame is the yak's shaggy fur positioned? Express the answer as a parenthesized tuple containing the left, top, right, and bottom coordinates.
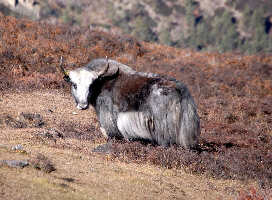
(68, 58, 200, 148)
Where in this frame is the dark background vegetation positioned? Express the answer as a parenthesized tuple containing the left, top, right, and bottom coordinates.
(1, 0, 271, 53)
(111, 0, 272, 53)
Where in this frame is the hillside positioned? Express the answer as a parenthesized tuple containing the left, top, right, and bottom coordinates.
(1, 0, 272, 53)
(0, 14, 272, 199)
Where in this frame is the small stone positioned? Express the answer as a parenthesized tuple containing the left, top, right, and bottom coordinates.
(11, 144, 23, 151)
(72, 112, 78, 115)
(0, 160, 29, 168)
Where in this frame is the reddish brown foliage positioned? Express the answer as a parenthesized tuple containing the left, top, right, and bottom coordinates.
(0, 15, 271, 188)
(237, 187, 272, 200)
(0, 14, 142, 91)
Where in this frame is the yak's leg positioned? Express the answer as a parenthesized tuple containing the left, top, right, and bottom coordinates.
(92, 127, 112, 154)
(117, 111, 153, 141)
(92, 127, 113, 153)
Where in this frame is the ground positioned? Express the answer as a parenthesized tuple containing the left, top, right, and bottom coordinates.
(0, 90, 259, 200)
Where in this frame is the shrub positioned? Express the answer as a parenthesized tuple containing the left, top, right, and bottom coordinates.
(131, 16, 157, 42)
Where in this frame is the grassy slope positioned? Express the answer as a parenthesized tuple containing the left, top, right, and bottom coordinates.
(0, 91, 252, 200)
(0, 14, 271, 199)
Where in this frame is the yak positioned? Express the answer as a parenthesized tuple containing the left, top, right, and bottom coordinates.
(58, 57, 200, 149)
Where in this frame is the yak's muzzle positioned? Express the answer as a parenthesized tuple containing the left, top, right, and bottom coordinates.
(76, 103, 88, 110)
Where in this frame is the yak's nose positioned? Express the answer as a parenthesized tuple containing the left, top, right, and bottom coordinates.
(76, 103, 88, 110)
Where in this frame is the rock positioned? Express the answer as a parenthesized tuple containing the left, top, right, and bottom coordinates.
(0, 0, 41, 19)
(0, 160, 29, 168)
(18, 112, 44, 128)
(11, 144, 23, 151)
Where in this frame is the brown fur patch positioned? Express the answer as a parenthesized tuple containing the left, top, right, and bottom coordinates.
(108, 72, 158, 110)
(117, 73, 151, 96)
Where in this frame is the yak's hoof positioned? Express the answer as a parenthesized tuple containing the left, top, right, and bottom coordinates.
(92, 142, 112, 154)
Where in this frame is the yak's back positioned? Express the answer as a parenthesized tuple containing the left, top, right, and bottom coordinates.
(85, 58, 158, 78)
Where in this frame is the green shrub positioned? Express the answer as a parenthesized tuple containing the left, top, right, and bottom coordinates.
(132, 16, 157, 42)
(159, 27, 172, 46)
(153, 0, 173, 16)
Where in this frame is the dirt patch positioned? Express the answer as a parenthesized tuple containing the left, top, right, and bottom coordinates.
(2, 112, 45, 129)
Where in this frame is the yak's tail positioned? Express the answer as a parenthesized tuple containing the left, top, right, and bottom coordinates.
(178, 87, 200, 149)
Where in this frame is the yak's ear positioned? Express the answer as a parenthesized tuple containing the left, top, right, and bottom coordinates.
(98, 57, 119, 78)
(63, 74, 71, 82)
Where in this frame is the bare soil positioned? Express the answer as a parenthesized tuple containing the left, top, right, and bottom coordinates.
(0, 90, 258, 200)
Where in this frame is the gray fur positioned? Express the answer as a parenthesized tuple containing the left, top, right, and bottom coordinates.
(67, 58, 200, 148)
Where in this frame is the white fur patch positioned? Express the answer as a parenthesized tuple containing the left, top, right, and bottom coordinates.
(117, 112, 152, 140)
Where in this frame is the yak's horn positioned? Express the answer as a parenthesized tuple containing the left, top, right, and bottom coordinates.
(58, 56, 69, 77)
(98, 56, 110, 76)
(57, 56, 70, 82)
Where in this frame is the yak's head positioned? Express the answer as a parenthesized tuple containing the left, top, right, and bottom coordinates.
(58, 57, 117, 110)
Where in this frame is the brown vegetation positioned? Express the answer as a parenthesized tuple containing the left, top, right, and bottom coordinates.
(29, 153, 56, 173)
(0, 14, 271, 198)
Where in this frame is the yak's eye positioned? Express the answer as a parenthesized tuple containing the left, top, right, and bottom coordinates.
(72, 83, 77, 90)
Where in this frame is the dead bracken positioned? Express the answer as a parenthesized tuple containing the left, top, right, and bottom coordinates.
(29, 153, 55, 173)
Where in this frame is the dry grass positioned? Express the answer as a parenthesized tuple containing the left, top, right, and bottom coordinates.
(0, 91, 258, 200)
